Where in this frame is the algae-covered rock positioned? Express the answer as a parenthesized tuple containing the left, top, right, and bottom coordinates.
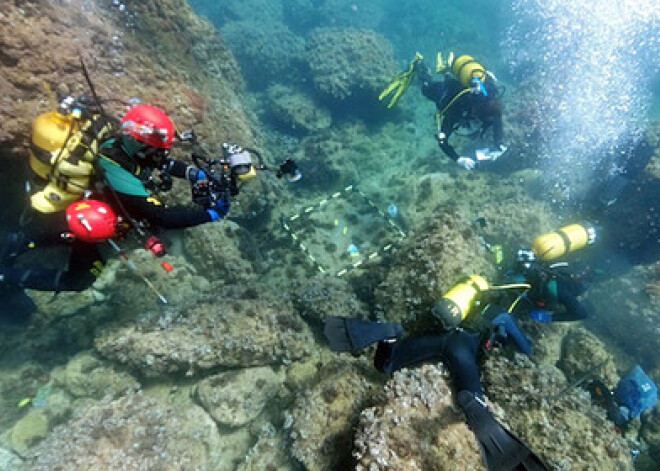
(306, 28, 397, 103)
(483, 354, 633, 470)
(23, 392, 224, 470)
(239, 427, 297, 471)
(289, 357, 382, 471)
(95, 290, 315, 377)
(353, 363, 484, 470)
(265, 84, 332, 134)
(184, 220, 260, 284)
(51, 351, 139, 400)
(9, 409, 49, 455)
(294, 275, 369, 323)
(558, 327, 620, 386)
(222, 20, 306, 88)
(194, 366, 285, 427)
(375, 206, 495, 327)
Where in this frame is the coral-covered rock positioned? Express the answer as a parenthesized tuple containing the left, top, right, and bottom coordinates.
(239, 427, 297, 470)
(22, 392, 224, 470)
(375, 206, 495, 327)
(51, 351, 139, 400)
(222, 20, 306, 88)
(95, 291, 315, 377)
(483, 354, 633, 470)
(289, 357, 382, 471)
(353, 363, 484, 470)
(306, 28, 397, 103)
(0, 447, 22, 469)
(8, 409, 49, 455)
(194, 366, 285, 428)
(265, 84, 332, 134)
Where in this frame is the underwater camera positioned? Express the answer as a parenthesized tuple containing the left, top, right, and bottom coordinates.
(276, 158, 302, 182)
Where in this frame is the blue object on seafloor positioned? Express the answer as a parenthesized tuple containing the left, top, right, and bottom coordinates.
(387, 204, 399, 219)
(615, 365, 658, 419)
(492, 312, 533, 355)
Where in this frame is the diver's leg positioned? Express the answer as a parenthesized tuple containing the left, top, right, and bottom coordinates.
(0, 241, 103, 292)
(374, 330, 483, 395)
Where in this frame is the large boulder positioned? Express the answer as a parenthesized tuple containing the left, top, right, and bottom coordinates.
(95, 290, 315, 377)
(306, 28, 397, 104)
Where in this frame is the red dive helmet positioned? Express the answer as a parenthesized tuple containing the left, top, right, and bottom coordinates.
(66, 200, 118, 243)
(121, 104, 175, 150)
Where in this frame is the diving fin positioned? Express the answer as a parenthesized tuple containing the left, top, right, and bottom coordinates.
(458, 390, 548, 471)
(0, 286, 36, 325)
(324, 316, 403, 353)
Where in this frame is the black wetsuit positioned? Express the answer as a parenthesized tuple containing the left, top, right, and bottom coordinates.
(0, 140, 212, 292)
(513, 263, 590, 322)
(421, 75, 503, 162)
(375, 329, 484, 395)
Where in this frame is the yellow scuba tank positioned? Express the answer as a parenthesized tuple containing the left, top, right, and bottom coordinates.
(432, 275, 489, 328)
(28, 108, 113, 214)
(531, 222, 598, 261)
(451, 55, 487, 89)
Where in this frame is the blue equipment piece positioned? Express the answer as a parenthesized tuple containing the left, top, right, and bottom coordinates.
(491, 312, 533, 355)
(530, 310, 552, 323)
(615, 365, 658, 420)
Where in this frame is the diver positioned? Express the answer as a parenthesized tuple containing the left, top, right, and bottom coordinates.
(380, 52, 506, 170)
(507, 248, 592, 323)
(420, 54, 506, 170)
(0, 102, 230, 315)
(324, 278, 548, 471)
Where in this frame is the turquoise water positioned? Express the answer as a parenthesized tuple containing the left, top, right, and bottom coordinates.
(1, 0, 660, 469)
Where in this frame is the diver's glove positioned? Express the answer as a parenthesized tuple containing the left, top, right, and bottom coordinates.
(207, 198, 231, 221)
(475, 145, 507, 162)
(457, 156, 477, 170)
(187, 168, 207, 182)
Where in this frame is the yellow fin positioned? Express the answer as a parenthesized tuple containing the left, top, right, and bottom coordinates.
(17, 398, 32, 408)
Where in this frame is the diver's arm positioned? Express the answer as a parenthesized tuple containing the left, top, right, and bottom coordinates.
(116, 193, 213, 229)
(163, 159, 202, 181)
(438, 117, 461, 162)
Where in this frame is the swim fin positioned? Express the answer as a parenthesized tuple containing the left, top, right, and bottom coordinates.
(324, 316, 403, 353)
(0, 286, 36, 325)
(458, 390, 548, 471)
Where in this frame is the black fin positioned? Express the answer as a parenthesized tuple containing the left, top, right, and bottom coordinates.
(324, 316, 403, 353)
(458, 391, 548, 471)
(0, 286, 36, 325)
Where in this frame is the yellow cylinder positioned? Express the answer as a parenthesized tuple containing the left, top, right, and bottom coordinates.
(451, 55, 486, 89)
(30, 185, 80, 213)
(29, 112, 76, 178)
(432, 275, 489, 328)
(531, 222, 597, 261)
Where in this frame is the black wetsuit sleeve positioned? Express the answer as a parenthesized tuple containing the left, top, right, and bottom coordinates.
(164, 159, 192, 180)
(116, 193, 212, 229)
(553, 278, 589, 321)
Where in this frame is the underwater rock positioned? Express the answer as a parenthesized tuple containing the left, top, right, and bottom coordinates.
(306, 28, 397, 103)
(289, 357, 382, 471)
(294, 275, 369, 323)
(483, 354, 633, 470)
(0, 447, 22, 469)
(265, 84, 332, 134)
(184, 221, 259, 285)
(222, 20, 306, 88)
(51, 351, 139, 400)
(190, 0, 284, 26)
(375, 206, 495, 327)
(22, 392, 224, 470)
(353, 363, 484, 470)
(239, 425, 297, 471)
(0, 363, 52, 433)
(95, 290, 315, 377)
(558, 328, 620, 386)
(8, 409, 49, 456)
(194, 366, 285, 428)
